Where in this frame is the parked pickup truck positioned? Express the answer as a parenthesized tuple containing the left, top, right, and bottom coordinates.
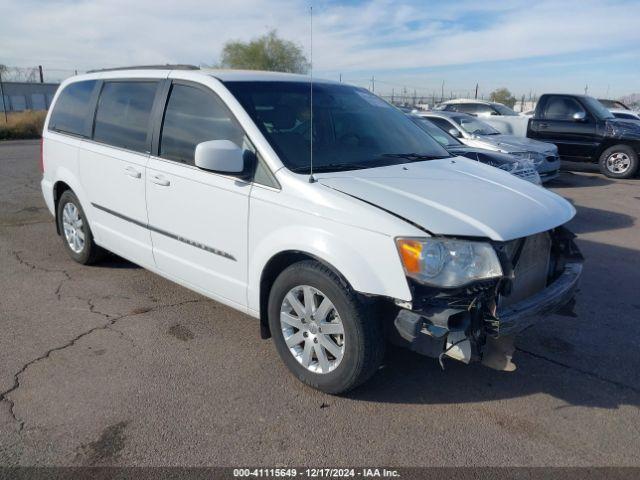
(528, 94, 640, 178)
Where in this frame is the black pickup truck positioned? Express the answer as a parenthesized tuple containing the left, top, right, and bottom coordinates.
(528, 93, 640, 178)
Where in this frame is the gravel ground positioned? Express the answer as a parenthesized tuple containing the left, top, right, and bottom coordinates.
(1, 140, 639, 467)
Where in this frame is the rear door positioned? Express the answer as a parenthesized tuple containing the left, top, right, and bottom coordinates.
(145, 79, 252, 308)
(78, 79, 162, 268)
(528, 95, 597, 160)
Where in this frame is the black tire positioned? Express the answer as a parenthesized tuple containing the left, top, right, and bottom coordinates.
(56, 190, 104, 265)
(268, 260, 384, 394)
(598, 145, 638, 179)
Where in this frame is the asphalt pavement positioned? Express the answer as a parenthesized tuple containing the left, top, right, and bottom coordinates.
(1, 140, 639, 466)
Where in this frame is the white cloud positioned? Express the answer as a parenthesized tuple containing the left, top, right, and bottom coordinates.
(1, 0, 638, 91)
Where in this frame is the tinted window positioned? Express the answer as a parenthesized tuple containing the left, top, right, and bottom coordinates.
(226, 81, 449, 173)
(160, 84, 245, 165)
(428, 116, 458, 133)
(93, 81, 157, 152)
(582, 97, 614, 120)
(409, 116, 460, 147)
(49, 80, 97, 135)
(455, 116, 501, 135)
(542, 96, 586, 120)
(471, 104, 495, 116)
(493, 103, 518, 116)
(613, 112, 639, 120)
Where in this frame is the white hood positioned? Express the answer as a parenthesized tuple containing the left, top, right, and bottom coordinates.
(317, 157, 575, 241)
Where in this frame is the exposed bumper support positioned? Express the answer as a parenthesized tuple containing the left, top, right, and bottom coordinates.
(494, 262, 583, 336)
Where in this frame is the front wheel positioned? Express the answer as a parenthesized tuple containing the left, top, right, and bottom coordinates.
(598, 145, 638, 179)
(268, 260, 384, 394)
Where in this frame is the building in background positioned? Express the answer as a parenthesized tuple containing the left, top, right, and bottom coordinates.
(0, 82, 59, 112)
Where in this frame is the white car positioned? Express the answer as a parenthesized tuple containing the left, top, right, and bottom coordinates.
(435, 99, 530, 136)
(609, 109, 640, 122)
(420, 111, 561, 182)
(41, 66, 583, 393)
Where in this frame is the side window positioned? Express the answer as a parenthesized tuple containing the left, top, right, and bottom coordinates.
(160, 83, 245, 165)
(543, 96, 585, 121)
(49, 80, 97, 136)
(443, 104, 458, 112)
(253, 157, 279, 188)
(456, 104, 477, 114)
(473, 104, 495, 116)
(93, 81, 158, 153)
(429, 117, 456, 133)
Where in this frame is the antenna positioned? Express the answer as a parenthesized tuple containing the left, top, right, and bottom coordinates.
(308, 5, 316, 183)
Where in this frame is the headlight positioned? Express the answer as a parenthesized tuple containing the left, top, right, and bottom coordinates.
(396, 237, 503, 288)
(511, 151, 544, 165)
(498, 158, 536, 174)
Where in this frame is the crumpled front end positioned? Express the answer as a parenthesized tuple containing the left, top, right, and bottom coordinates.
(392, 226, 584, 370)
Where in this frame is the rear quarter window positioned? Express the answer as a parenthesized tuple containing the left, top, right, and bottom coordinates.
(49, 80, 98, 136)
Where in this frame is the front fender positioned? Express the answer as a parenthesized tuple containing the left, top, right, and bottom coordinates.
(247, 225, 412, 313)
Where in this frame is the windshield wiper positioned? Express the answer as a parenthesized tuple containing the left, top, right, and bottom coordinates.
(382, 153, 450, 160)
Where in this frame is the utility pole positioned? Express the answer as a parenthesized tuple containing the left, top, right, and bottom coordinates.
(475, 83, 479, 99)
(38, 65, 44, 83)
(0, 70, 7, 123)
(441, 80, 445, 102)
(339, 73, 342, 82)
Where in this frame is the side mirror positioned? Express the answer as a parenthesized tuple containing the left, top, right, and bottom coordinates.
(448, 128, 461, 138)
(572, 111, 587, 122)
(195, 140, 248, 176)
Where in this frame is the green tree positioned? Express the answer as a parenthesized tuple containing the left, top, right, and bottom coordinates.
(219, 30, 309, 74)
(489, 87, 517, 108)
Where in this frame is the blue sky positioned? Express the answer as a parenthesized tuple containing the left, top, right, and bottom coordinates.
(1, 0, 639, 98)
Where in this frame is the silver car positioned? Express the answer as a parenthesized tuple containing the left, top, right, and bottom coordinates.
(421, 111, 561, 182)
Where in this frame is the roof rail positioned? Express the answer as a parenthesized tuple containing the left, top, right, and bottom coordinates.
(86, 64, 200, 73)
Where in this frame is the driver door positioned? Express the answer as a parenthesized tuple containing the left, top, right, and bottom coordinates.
(146, 80, 252, 308)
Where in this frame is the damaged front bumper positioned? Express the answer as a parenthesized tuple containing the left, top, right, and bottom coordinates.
(494, 262, 582, 336)
(392, 228, 584, 370)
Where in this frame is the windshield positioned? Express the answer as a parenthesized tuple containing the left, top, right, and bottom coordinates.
(224, 81, 450, 173)
(598, 99, 629, 110)
(493, 103, 519, 116)
(454, 116, 501, 135)
(582, 97, 614, 120)
(409, 116, 461, 147)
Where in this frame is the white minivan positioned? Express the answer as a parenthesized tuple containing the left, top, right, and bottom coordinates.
(41, 66, 583, 393)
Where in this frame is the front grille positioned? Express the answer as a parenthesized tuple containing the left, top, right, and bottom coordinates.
(500, 232, 552, 308)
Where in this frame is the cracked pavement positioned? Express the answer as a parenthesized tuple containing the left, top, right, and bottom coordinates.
(1, 140, 640, 466)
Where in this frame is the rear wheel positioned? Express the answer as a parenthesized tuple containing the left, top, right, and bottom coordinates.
(598, 145, 638, 179)
(268, 260, 384, 394)
(56, 190, 104, 264)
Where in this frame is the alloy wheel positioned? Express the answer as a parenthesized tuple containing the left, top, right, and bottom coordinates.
(606, 152, 631, 174)
(62, 202, 85, 254)
(279, 285, 345, 374)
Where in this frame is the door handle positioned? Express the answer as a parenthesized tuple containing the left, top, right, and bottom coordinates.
(124, 166, 142, 178)
(150, 174, 170, 186)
